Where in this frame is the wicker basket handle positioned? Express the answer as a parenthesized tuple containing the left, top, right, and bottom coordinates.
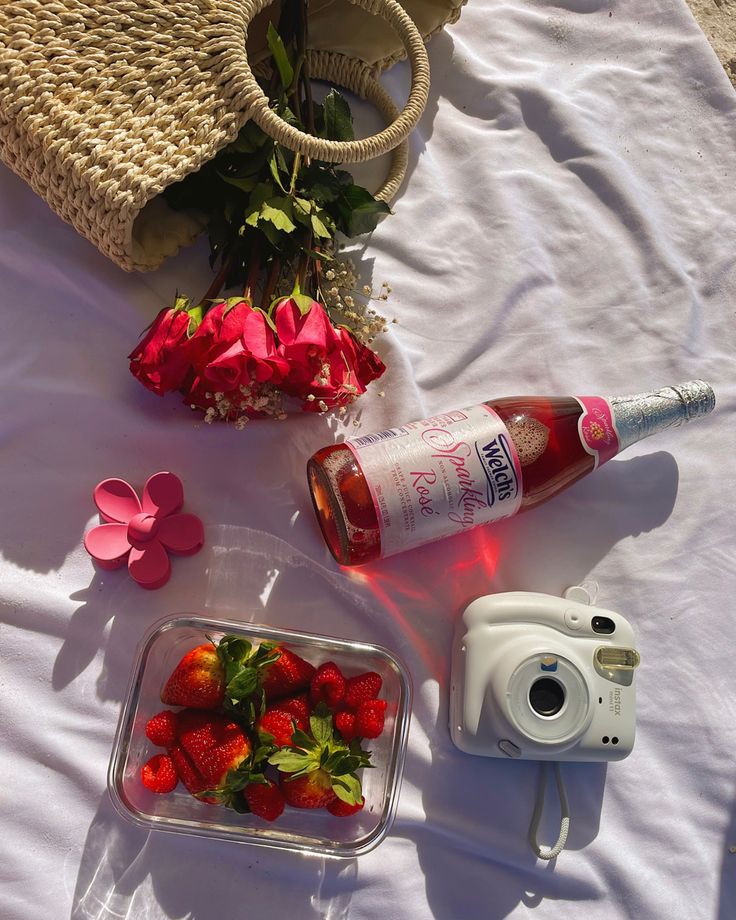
(238, 0, 430, 163)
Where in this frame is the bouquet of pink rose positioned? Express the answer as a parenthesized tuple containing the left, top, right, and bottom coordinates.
(130, 293, 386, 427)
(128, 0, 392, 426)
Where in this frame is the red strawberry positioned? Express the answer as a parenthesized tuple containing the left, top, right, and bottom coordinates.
(344, 672, 382, 711)
(327, 795, 365, 817)
(276, 693, 312, 731)
(176, 709, 251, 788)
(244, 780, 286, 822)
(355, 699, 387, 739)
(334, 710, 358, 742)
(145, 710, 178, 747)
(280, 769, 337, 809)
(261, 647, 315, 700)
(141, 754, 178, 793)
(161, 644, 224, 710)
(277, 693, 311, 724)
(168, 743, 216, 801)
(257, 708, 303, 747)
(310, 661, 346, 708)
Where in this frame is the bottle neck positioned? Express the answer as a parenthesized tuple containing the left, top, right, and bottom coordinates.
(608, 380, 715, 453)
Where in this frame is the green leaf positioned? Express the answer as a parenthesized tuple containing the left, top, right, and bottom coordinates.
(292, 292, 315, 315)
(186, 304, 203, 337)
(267, 22, 294, 90)
(331, 773, 362, 806)
(310, 711, 333, 746)
(269, 750, 314, 772)
(331, 757, 362, 777)
(253, 744, 275, 765)
(252, 306, 278, 333)
(246, 197, 297, 234)
(300, 166, 352, 205)
(310, 211, 332, 239)
(323, 89, 354, 142)
(338, 184, 391, 237)
(218, 173, 259, 194)
(261, 201, 297, 232)
(269, 154, 286, 192)
(230, 120, 268, 154)
(290, 728, 316, 750)
(323, 750, 351, 774)
(226, 669, 258, 698)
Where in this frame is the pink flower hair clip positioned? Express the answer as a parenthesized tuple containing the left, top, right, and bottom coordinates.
(84, 471, 204, 589)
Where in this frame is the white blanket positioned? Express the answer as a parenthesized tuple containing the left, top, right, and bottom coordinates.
(1, 1, 735, 918)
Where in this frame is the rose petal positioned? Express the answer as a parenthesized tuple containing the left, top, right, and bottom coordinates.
(128, 541, 171, 590)
(156, 513, 205, 555)
(84, 523, 131, 567)
(93, 479, 141, 523)
(142, 472, 184, 518)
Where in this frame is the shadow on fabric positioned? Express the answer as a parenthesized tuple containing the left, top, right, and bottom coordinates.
(718, 791, 736, 920)
(67, 534, 376, 920)
(353, 449, 678, 919)
(70, 794, 357, 920)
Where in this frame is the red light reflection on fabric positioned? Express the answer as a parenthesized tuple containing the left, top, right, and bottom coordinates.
(347, 530, 501, 681)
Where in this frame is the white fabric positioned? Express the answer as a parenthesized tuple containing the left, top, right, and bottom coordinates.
(1, 1, 735, 918)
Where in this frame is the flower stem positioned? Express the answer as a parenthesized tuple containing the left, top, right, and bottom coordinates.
(200, 247, 237, 305)
(296, 231, 312, 291)
(244, 241, 263, 303)
(261, 256, 282, 310)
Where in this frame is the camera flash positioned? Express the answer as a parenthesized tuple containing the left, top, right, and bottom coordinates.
(595, 647, 640, 671)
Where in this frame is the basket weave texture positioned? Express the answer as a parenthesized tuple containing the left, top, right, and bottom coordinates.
(0, 0, 464, 271)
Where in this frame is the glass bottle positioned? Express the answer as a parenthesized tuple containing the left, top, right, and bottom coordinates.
(307, 381, 715, 566)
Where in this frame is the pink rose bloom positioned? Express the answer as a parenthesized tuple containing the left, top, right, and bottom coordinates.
(128, 306, 191, 395)
(274, 297, 385, 411)
(183, 299, 290, 416)
(202, 307, 289, 392)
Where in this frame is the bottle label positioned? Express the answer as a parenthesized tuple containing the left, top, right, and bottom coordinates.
(345, 405, 523, 557)
(575, 397, 620, 469)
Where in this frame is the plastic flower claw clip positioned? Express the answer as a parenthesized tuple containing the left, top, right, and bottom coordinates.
(84, 472, 204, 589)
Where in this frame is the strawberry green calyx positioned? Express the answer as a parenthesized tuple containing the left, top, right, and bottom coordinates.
(268, 704, 372, 807)
(211, 634, 281, 720)
(195, 741, 274, 811)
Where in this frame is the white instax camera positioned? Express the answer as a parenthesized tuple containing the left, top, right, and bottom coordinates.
(450, 592, 641, 762)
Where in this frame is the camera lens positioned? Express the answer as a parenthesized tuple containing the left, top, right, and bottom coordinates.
(592, 616, 616, 634)
(529, 678, 565, 717)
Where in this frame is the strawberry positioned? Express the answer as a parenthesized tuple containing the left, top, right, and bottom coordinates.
(344, 672, 382, 711)
(261, 647, 316, 700)
(257, 708, 304, 747)
(141, 754, 178, 793)
(334, 710, 358, 742)
(176, 709, 252, 788)
(161, 643, 224, 710)
(327, 795, 365, 817)
(269, 705, 372, 812)
(169, 743, 210, 797)
(355, 699, 387, 739)
(277, 693, 311, 724)
(309, 661, 346, 708)
(244, 779, 286, 822)
(145, 710, 178, 747)
(280, 769, 336, 809)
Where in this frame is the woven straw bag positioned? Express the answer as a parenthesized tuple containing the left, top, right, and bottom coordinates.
(0, 0, 464, 272)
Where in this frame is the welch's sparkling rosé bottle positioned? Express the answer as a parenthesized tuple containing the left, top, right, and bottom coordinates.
(307, 381, 715, 566)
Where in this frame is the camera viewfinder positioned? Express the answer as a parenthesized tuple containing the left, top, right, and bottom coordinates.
(592, 616, 616, 634)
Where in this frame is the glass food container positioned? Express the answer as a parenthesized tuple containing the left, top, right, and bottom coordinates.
(108, 614, 412, 857)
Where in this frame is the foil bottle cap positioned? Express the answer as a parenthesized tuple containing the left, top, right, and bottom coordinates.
(607, 380, 715, 452)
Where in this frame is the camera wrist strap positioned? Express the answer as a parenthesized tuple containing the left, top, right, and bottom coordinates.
(528, 762, 570, 860)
